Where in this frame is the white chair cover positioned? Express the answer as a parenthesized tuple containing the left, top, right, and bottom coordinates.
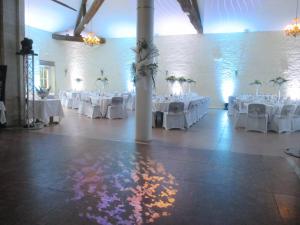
(78, 97, 101, 119)
(185, 102, 195, 128)
(292, 105, 300, 132)
(0, 101, 6, 124)
(228, 96, 236, 116)
(246, 103, 268, 133)
(107, 97, 126, 119)
(235, 101, 248, 128)
(269, 104, 295, 133)
(163, 102, 185, 130)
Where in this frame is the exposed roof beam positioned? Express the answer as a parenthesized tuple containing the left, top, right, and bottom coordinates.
(52, 33, 106, 44)
(177, 0, 203, 34)
(74, 0, 105, 36)
(75, 0, 88, 30)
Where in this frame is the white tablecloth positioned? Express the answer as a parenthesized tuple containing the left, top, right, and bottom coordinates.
(90, 96, 112, 116)
(0, 101, 6, 124)
(29, 99, 64, 123)
(152, 96, 209, 112)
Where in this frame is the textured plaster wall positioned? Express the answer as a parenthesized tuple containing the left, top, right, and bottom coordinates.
(26, 26, 300, 108)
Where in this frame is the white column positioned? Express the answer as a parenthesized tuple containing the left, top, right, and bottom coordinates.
(135, 0, 154, 142)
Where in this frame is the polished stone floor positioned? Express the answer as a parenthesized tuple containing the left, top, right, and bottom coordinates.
(0, 109, 299, 225)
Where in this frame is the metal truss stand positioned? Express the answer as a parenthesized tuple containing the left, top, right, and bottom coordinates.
(17, 51, 41, 129)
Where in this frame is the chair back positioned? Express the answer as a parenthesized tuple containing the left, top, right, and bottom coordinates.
(280, 105, 295, 116)
(228, 96, 236, 105)
(187, 101, 194, 110)
(294, 105, 300, 116)
(111, 97, 123, 106)
(248, 103, 266, 116)
(168, 102, 184, 113)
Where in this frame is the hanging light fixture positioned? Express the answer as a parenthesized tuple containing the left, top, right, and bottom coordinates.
(284, 0, 300, 37)
(82, 16, 103, 47)
(83, 32, 101, 46)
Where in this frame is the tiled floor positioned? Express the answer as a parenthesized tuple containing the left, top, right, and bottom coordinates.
(0, 109, 299, 225)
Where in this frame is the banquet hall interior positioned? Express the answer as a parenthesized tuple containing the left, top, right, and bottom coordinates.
(0, 0, 300, 224)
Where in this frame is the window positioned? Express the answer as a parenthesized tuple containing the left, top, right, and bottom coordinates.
(39, 66, 50, 88)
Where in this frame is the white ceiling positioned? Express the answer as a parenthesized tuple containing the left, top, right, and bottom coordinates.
(25, 0, 298, 38)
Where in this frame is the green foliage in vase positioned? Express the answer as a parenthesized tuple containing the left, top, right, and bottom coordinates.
(270, 76, 289, 86)
(35, 86, 51, 99)
(166, 76, 177, 82)
(249, 80, 262, 85)
(96, 77, 108, 82)
(130, 63, 137, 85)
(186, 78, 196, 84)
(178, 77, 187, 83)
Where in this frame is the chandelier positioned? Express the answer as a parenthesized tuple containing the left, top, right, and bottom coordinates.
(284, 0, 300, 37)
(83, 32, 101, 46)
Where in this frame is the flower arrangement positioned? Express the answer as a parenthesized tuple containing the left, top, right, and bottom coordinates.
(36, 86, 51, 99)
(96, 69, 109, 83)
(178, 76, 187, 83)
(250, 80, 262, 96)
(186, 79, 196, 84)
(270, 76, 289, 86)
(249, 80, 262, 85)
(130, 63, 137, 85)
(131, 39, 159, 87)
(270, 76, 289, 99)
(166, 76, 177, 83)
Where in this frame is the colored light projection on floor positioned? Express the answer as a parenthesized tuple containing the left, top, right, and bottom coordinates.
(67, 150, 178, 225)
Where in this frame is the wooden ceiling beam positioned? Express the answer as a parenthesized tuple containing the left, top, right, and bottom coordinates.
(75, 0, 88, 30)
(177, 0, 203, 34)
(74, 0, 105, 36)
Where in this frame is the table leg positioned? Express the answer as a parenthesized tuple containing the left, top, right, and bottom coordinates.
(49, 116, 54, 124)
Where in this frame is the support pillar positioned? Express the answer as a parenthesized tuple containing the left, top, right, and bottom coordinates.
(135, 0, 154, 142)
(0, 0, 25, 126)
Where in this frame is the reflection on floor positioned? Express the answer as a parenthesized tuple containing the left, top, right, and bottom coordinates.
(0, 109, 299, 225)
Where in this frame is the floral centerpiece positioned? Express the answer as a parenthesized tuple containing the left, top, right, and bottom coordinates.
(186, 79, 196, 94)
(249, 80, 262, 96)
(96, 69, 109, 94)
(270, 76, 289, 99)
(166, 75, 177, 83)
(131, 40, 159, 88)
(186, 79, 196, 84)
(178, 77, 187, 84)
(36, 86, 51, 99)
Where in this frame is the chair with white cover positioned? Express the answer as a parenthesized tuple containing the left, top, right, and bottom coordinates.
(71, 93, 81, 109)
(246, 103, 268, 133)
(269, 104, 295, 133)
(78, 97, 101, 119)
(163, 102, 185, 130)
(292, 105, 300, 132)
(60, 91, 68, 107)
(234, 101, 248, 128)
(107, 97, 126, 119)
(228, 96, 236, 116)
(185, 102, 195, 128)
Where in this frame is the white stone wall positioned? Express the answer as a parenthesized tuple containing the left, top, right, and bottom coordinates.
(26, 27, 300, 108)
